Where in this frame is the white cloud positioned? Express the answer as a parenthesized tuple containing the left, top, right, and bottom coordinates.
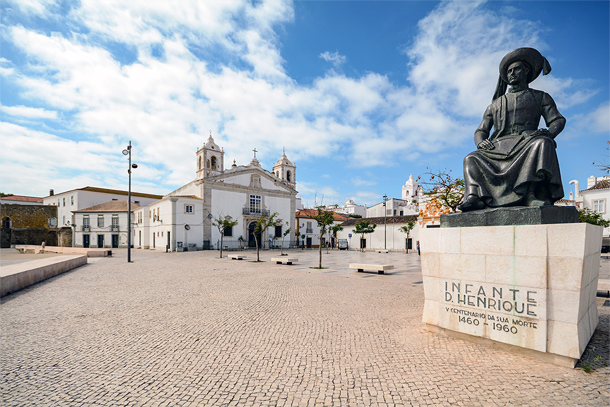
(0, 0, 602, 199)
(0, 105, 57, 119)
(319, 51, 346, 67)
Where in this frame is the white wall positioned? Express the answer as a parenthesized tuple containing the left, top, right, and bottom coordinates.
(337, 220, 421, 252)
(73, 211, 130, 248)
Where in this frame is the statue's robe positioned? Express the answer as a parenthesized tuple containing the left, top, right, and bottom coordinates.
(463, 88, 565, 207)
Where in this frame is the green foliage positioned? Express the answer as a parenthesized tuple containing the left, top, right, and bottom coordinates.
(418, 169, 465, 213)
(579, 347, 602, 373)
(254, 212, 280, 261)
(578, 208, 610, 227)
(212, 215, 239, 258)
(0, 192, 14, 197)
(353, 220, 376, 251)
(399, 221, 415, 253)
(310, 207, 336, 268)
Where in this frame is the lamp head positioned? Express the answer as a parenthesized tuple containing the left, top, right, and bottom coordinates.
(122, 149, 129, 155)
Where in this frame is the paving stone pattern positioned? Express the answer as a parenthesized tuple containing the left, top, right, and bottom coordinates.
(1, 249, 608, 406)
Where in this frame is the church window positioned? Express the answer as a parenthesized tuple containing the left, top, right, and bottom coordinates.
(211, 156, 217, 169)
(49, 218, 57, 227)
(97, 215, 104, 228)
(206, 159, 210, 168)
(224, 226, 233, 237)
(63, 197, 66, 206)
(287, 171, 291, 182)
(249, 195, 262, 214)
(71, 196, 74, 205)
(185, 205, 193, 214)
(198, 157, 202, 170)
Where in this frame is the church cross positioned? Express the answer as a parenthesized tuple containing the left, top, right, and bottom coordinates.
(253, 148, 258, 158)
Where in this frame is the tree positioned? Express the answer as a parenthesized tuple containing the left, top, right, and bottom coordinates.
(212, 215, 239, 258)
(578, 208, 610, 227)
(330, 224, 344, 250)
(253, 212, 279, 262)
(310, 207, 335, 268)
(279, 221, 291, 256)
(417, 169, 465, 213)
(399, 221, 415, 253)
(353, 220, 376, 252)
(0, 193, 13, 197)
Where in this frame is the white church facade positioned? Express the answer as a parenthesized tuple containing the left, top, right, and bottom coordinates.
(133, 135, 298, 251)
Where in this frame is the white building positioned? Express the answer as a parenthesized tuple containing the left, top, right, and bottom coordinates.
(43, 187, 162, 229)
(73, 200, 140, 248)
(134, 135, 298, 252)
(336, 215, 420, 252)
(295, 209, 349, 248)
(569, 175, 610, 251)
(366, 174, 422, 218)
(326, 199, 367, 217)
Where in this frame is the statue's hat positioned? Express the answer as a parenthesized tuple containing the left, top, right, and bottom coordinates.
(499, 47, 551, 83)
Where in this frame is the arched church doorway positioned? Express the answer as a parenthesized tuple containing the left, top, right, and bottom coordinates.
(248, 221, 261, 248)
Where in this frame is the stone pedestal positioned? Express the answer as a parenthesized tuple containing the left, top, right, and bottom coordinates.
(421, 222, 602, 367)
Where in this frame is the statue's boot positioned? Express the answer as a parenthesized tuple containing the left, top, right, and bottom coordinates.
(457, 195, 486, 212)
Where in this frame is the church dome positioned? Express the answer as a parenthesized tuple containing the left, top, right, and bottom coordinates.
(275, 150, 294, 167)
(204, 134, 220, 150)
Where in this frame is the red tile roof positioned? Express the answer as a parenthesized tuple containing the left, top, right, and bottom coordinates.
(586, 179, 610, 191)
(0, 195, 44, 203)
(296, 209, 349, 221)
(74, 200, 142, 213)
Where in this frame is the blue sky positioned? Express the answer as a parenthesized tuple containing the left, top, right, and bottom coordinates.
(1, 0, 608, 208)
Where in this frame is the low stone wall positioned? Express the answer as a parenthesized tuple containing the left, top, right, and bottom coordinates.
(0, 255, 87, 297)
(421, 222, 602, 367)
(14, 245, 111, 257)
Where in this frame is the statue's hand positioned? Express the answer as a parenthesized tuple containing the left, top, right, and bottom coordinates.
(477, 139, 495, 150)
(531, 128, 552, 138)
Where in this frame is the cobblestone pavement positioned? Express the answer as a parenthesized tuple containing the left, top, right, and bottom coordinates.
(1, 249, 608, 406)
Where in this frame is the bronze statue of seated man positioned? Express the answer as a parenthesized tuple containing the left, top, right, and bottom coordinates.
(458, 48, 566, 212)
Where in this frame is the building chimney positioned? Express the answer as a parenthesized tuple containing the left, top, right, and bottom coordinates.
(49, 189, 54, 196)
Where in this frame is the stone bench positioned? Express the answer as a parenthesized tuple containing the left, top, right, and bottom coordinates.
(228, 254, 247, 260)
(14, 245, 111, 257)
(1, 255, 87, 297)
(271, 257, 298, 265)
(376, 249, 389, 253)
(349, 263, 394, 274)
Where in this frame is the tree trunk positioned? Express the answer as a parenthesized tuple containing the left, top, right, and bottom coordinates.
(220, 234, 224, 258)
(318, 239, 322, 268)
(406, 232, 409, 254)
(255, 235, 260, 261)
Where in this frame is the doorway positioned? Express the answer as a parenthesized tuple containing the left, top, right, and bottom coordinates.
(83, 234, 90, 248)
(360, 238, 366, 249)
(406, 238, 412, 250)
(111, 234, 119, 248)
(248, 222, 261, 248)
(97, 234, 104, 248)
(167, 232, 171, 251)
(306, 237, 312, 248)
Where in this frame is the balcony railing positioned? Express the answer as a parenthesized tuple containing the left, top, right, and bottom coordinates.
(82, 226, 90, 232)
(305, 228, 313, 233)
(112, 226, 119, 232)
(242, 208, 269, 216)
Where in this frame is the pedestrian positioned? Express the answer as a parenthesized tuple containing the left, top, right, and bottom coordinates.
(417, 241, 420, 256)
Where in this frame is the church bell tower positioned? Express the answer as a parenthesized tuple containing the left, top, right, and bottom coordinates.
(196, 133, 225, 179)
(272, 148, 296, 188)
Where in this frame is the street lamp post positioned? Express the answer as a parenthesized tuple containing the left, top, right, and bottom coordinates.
(383, 194, 388, 250)
(122, 141, 137, 263)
